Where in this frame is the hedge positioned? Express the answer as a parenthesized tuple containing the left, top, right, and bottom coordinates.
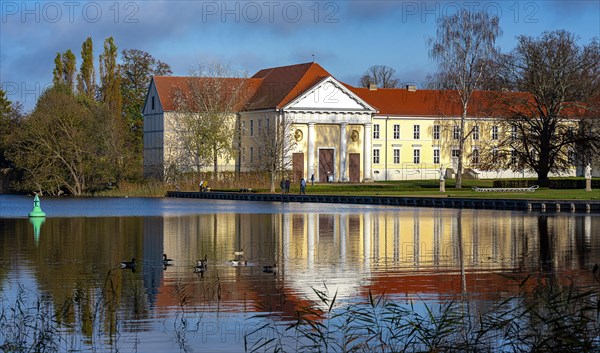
(493, 178, 600, 189)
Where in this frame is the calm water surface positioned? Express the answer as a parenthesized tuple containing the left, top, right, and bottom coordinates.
(1, 195, 599, 352)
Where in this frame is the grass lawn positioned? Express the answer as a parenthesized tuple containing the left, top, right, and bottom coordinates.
(246, 179, 600, 200)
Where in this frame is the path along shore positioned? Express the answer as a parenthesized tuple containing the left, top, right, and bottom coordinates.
(167, 191, 600, 213)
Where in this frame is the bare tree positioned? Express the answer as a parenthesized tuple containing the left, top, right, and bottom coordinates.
(488, 31, 600, 185)
(248, 115, 297, 192)
(172, 62, 250, 180)
(428, 9, 500, 188)
(358, 65, 399, 88)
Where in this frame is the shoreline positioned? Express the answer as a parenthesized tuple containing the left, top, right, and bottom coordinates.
(167, 191, 600, 213)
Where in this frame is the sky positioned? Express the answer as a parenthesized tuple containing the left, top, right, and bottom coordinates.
(1, 0, 599, 112)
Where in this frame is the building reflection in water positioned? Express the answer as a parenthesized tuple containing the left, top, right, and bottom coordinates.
(7, 207, 598, 332)
(144, 209, 600, 314)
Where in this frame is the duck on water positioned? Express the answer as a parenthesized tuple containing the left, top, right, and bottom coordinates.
(120, 258, 136, 269)
(163, 253, 174, 266)
(195, 255, 208, 272)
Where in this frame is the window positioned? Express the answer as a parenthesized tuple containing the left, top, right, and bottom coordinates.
(250, 146, 254, 162)
(453, 125, 460, 140)
(151, 96, 155, 110)
(393, 149, 400, 164)
(266, 118, 270, 132)
(472, 149, 479, 165)
(413, 125, 420, 139)
(510, 149, 517, 164)
(373, 149, 380, 164)
(452, 149, 460, 158)
(413, 149, 420, 164)
(433, 125, 440, 140)
(568, 149, 576, 165)
(242, 148, 246, 162)
(241, 121, 246, 136)
(511, 125, 518, 140)
(492, 148, 498, 160)
(393, 125, 400, 139)
(472, 125, 479, 140)
(491, 126, 498, 140)
(258, 119, 262, 135)
(250, 120, 254, 136)
(373, 124, 380, 139)
(433, 149, 440, 164)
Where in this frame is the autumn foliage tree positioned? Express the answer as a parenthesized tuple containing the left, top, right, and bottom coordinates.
(487, 31, 600, 185)
(52, 49, 77, 93)
(99, 36, 129, 183)
(77, 37, 96, 99)
(7, 87, 113, 195)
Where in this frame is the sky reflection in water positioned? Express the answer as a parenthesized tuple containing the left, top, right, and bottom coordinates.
(1, 195, 598, 352)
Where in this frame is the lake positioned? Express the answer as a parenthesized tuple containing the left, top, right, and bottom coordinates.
(1, 195, 599, 352)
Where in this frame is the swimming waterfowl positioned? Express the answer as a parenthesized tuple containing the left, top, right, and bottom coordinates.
(120, 258, 136, 269)
(262, 263, 277, 273)
(163, 253, 174, 266)
(230, 259, 247, 266)
(195, 255, 208, 272)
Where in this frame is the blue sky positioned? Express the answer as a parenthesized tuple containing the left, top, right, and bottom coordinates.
(1, 0, 599, 112)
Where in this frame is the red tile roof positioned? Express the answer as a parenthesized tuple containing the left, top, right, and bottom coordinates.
(153, 76, 263, 112)
(346, 86, 514, 117)
(247, 62, 332, 110)
(151, 63, 590, 118)
(152, 62, 332, 112)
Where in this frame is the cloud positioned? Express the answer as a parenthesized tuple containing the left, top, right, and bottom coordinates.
(1, 0, 599, 112)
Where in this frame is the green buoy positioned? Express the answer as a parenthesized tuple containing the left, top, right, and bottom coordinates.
(28, 194, 46, 217)
(30, 216, 45, 245)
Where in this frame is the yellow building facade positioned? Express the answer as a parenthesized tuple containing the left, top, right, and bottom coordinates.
(144, 62, 576, 181)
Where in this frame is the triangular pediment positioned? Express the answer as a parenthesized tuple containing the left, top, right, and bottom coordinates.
(283, 77, 376, 112)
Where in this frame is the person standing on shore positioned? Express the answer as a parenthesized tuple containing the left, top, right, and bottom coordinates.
(300, 178, 306, 194)
(311, 174, 314, 186)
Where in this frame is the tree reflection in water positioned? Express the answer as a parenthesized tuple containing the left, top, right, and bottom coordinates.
(0, 199, 599, 352)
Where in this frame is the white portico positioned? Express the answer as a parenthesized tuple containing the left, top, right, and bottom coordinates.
(281, 76, 376, 182)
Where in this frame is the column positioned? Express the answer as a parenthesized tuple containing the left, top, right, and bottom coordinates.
(339, 214, 347, 268)
(363, 123, 372, 181)
(363, 213, 371, 271)
(282, 213, 290, 268)
(339, 122, 348, 182)
(307, 122, 315, 180)
(307, 213, 315, 270)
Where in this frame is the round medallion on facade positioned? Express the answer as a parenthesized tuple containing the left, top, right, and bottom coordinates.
(294, 129, 303, 142)
(350, 129, 359, 142)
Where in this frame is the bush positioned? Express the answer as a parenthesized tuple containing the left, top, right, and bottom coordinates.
(493, 178, 600, 189)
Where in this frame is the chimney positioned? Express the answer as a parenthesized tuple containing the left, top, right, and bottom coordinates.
(406, 85, 417, 92)
(369, 83, 377, 91)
